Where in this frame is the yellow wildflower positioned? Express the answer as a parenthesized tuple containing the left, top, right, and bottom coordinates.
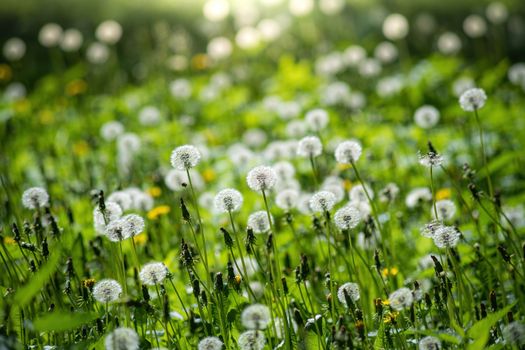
(147, 205, 170, 220)
(436, 188, 452, 200)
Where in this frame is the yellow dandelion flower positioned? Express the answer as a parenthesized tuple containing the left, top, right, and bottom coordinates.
(39, 110, 54, 125)
(82, 278, 96, 289)
(133, 233, 148, 245)
(436, 188, 452, 200)
(202, 168, 216, 182)
(66, 79, 87, 96)
(337, 163, 352, 171)
(147, 187, 162, 197)
(235, 275, 242, 284)
(73, 141, 89, 157)
(191, 54, 210, 70)
(147, 205, 171, 220)
(0, 64, 12, 82)
(383, 311, 399, 324)
(3, 236, 16, 245)
(343, 179, 353, 191)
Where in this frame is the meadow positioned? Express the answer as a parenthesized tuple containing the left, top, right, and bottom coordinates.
(1, 0, 525, 349)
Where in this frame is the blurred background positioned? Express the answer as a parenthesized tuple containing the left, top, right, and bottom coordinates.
(1, 0, 524, 90)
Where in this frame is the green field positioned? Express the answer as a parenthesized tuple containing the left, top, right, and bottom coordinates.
(1, 1, 525, 349)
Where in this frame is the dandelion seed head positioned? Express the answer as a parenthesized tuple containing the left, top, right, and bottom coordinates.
(335, 140, 362, 164)
(247, 211, 272, 233)
(170, 145, 201, 170)
(60, 28, 83, 52)
(337, 282, 360, 306)
(117, 133, 141, 154)
(238, 330, 266, 350)
(322, 183, 346, 203)
(123, 214, 145, 236)
(405, 187, 432, 208)
(104, 327, 139, 350)
(419, 336, 442, 350)
(437, 32, 461, 55)
(107, 191, 133, 211)
(463, 15, 487, 38)
(418, 151, 444, 168)
(170, 78, 192, 99)
(96, 20, 123, 45)
(246, 166, 277, 192)
(39, 23, 63, 47)
(86, 42, 109, 64)
(486, 2, 508, 24)
(388, 287, 414, 311)
(433, 199, 456, 221)
(3, 37, 26, 61)
(508, 63, 525, 87)
(286, 119, 307, 138)
(100, 121, 124, 141)
(433, 225, 460, 248)
(414, 105, 440, 129)
(22, 187, 49, 209)
(139, 106, 161, 126)
(297, 136, 323, 157)
(453, 77, 476, 97)
(93, 279, 122, 303)
(104, 217, 132, 242)
(272, 161, 296, 181)
(382, 13, 409, 40)
(127, 189, 154, 211)
(214, 188, 243, 213)
(93, 201, 123, 234)
(275, 189, 300, 210)
(379, 183, 400, 203)
(164, 169, 203, 192)
(228, 144, 254, 167)
(198, 336, 224, 350)
(459, 88, 487, 111)
(305, 108, 329, 131)
(309, 191, 336, 212)
(334, 205, 362, 230)
(420, 220, 444, 238)
(139, 262, 168, 286)
(503, 321, 525, 346)
(349, 184, 374, 203)
(241, 304, 271, 329)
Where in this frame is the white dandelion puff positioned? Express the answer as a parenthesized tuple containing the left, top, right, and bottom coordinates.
(122, 214, 145, 236)
(246, 166, 277, 192)
(241, 304, 271, 329)
(238, 330, 266, 350)
(247, 211, 273, 233)
(93, 201, 123, 234)
(419, 336, 442, 350)
(22, 187, 49, 209)
(104, 218, 132, 242)
(139, 262, 168, 286)
(459, 88, 487, 111)
(414, 105, 440, 129)
(334, 205, 362, 230)
(337, 282, 360, 306)
(433, 200, 456, 221)
(388, 287, 413, 311)
(297, 136, 323, 158)
(170, 145, 201, 170)
(93, 279, 122, 303)
(305, 108, 329, 131)
(335, 140, 362, 164)
(275, 189, 300, 211)
(198, 336, 224, 350)
(433, 225, 460, 248)
(502, 321, 525, 346)
(214, 189, 243, 213)
(309, 191, 336, 212)
(104, 327, 139, 350)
